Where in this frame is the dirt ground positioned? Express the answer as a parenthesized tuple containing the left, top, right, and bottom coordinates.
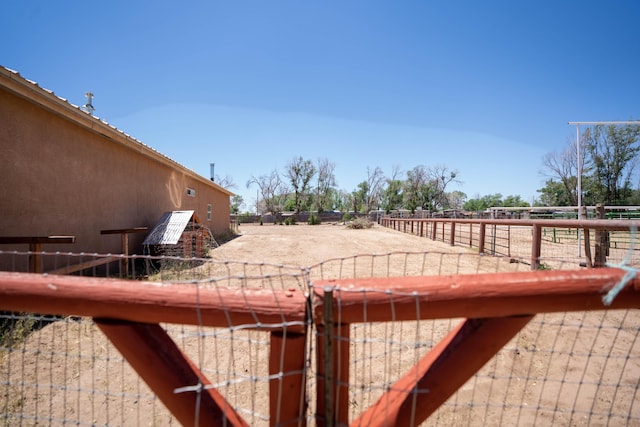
(213, 222, 463, 265)
(2, 223, 638, 426)
(207, 222, 531, 279)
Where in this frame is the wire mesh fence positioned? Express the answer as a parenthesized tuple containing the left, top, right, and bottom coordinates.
(381, 217, 640, 270)
(1, 228, 639, 426)
(308, 290, 639, 426)
(1, 314, 170, 425)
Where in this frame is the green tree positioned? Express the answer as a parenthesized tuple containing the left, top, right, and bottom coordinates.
(426, 164, 459, 211)
(315, 158, 336, 212)
(446, 191, 467, 210)
(285, 156, 316, 213)
(403, 165, 459, 213)
(584, 123, 640, 205)
(352, 182, 368, 213)
(381, 165, 404, 213)
(364, 166, 385, 212)
(230, 195, 244, 214)
(403, 165, 427, 213)
(382, 179, 403, 213)
(463, 193, 503, 211)
(537, 179, 573, 206)
(333, 189, 351, 212)
(502, 194, 530, 207)
(247, 170, 283, 214)
(540, 138, 581, 206)
(541, 122, 640, 206)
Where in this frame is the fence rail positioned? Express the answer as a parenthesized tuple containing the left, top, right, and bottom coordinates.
(2, 253, 639, 426)
(380, 217, 640, 269)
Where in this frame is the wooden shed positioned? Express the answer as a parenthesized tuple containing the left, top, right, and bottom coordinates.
(142, 211, 213, 258)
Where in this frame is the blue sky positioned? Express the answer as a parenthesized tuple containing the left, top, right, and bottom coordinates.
(3, 1, 639, 209)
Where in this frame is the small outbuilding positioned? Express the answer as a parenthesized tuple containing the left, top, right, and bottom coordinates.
(143, 211, 214, 258)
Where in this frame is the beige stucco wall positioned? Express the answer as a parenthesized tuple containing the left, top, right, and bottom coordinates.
(0, 70, 231, 271)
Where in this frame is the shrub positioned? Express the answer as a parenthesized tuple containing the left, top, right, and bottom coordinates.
(284, 216, 296, 225)
(342, 212, 353, 222)
(308, 212, 321, 225)
(213, 229, 239, 245)
(1, 313, 55, 349)
(346, 217, 373, 229)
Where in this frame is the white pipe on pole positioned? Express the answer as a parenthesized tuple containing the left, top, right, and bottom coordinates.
(577, 124, 582, 257)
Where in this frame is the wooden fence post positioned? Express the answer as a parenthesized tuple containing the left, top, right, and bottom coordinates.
(469, 223, 473, 247)
(531, 223, 542, 270)
(316, 288, 350, 427)
(478, 223, 486, 254)
(594, 204, 608, 268)
(270, 331, 307, 427)
(449, 222, 456, 246)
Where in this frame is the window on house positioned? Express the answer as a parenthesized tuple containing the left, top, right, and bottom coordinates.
(207, 204, 212, 221)
(187, 188, 196, 197)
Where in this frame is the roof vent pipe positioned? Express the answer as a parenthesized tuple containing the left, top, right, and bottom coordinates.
(82, 92, 95, 115)
(210, 163, 215, 182)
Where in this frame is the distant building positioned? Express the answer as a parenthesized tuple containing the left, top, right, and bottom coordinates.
(0, 66, 233, 272)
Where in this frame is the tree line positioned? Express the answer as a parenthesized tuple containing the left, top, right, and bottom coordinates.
(223, 122, 639, 215)
(236, 158, 526, 215)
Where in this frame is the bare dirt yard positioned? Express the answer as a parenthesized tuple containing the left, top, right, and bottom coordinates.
(2, 222, 638, 426)
(207, 222, 530, 280)
(213, 222, 464, 265)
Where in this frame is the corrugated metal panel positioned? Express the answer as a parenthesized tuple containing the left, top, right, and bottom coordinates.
(143, 211, 195, 245)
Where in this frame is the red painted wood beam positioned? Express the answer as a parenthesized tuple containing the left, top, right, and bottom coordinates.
(0, 272, 307, 332)
(352, 315, 533, 427)
(269, 331, 308, 427)
(314, 268, 640, 324)
(95, 319, 248, 427)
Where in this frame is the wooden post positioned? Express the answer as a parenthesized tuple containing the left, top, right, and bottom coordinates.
(469, 223, 473, 247)
(594, 204, 608, 268)
(270, 331, 307, 427)
(101, 227, 148, 275)
(531, 223, 542, 270)
(478, 223, 486, 254)
(316, 287, 350, 427)
(583, 226, 593, 268)
(449, 222, 456, 246)
(30, 243, 42, 273)
(0, 236, 75, 273)
(316, 323, 350, 427)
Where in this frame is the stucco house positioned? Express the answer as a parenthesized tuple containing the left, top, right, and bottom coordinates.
(0, 66, 233, 272)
